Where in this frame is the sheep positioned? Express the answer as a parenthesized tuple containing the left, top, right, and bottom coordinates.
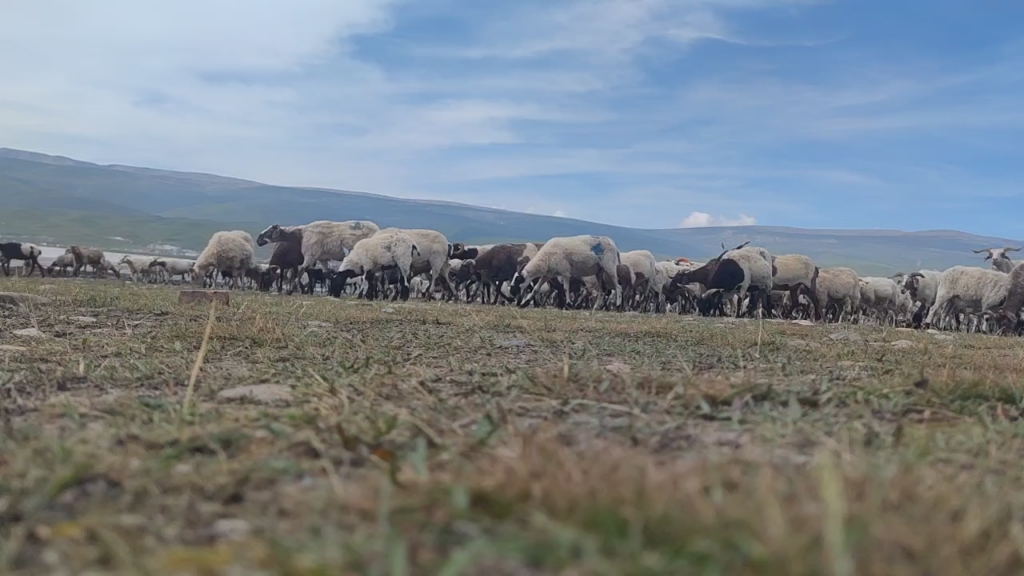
(0, 242, 44, 277)
(858, 276, 903, 325)
(460, 243, 542, 305)
(374, 227, 455, 301)
(619, 250, 657, 311)
(303, 267, 330, 295)
(991, 262, 1024, 333)
(45, 253, 76, 277)
(97, 258, 121, 280)
(257, 220, 379, 292)
(814, 267, 861, 322)
(118, 255, 159, 283)
(667, 242, 774, 318)
(770, 254, 820, 319)
(924, 266, 1009, 330)
(149, 257, 194, 283)
(510, 235, 621, 310)
(901, 269, 943, 326)
(264, 240, 303, 294)
(447, 259, 473, 300)
(974, 247, 1020, 273)
(192, 230, 256, 290)
(67, 246, 107, 277)
(651, 260, 691, 313)
(334, 230, 420, 301)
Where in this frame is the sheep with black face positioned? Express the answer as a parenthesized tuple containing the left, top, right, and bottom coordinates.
(668, 241, 774, 318)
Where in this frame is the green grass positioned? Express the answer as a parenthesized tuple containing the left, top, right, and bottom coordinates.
(2, 278, 1024, 574)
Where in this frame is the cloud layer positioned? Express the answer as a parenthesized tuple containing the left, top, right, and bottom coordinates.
(679, 212, 757, 228)
(3, 0, 1023, 236)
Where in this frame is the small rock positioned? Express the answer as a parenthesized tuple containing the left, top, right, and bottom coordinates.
(382, 307, 396, 314)
(933, 334, 955, 341)
(0, 345, 28, 352)
(69, 316, 97, 324)
(828, 332, 864, 343)
(605, 362, 631, 375)
(0, 292, 51, 307)
(790, 319, 815, 327)
(304, 321, 331, 328)
(926, 329, 941, 335)
(210, 518, 251, 542)
(37, 285, 57, 292)
(891, 340, 916, 349)
(498, 339, 528, 348)
(173, 463, 194, 476)
(896, 327, 915, 332)
(217, 384, 293, 405)
(12, 328, 45, 338)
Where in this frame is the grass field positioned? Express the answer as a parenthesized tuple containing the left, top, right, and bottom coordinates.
(3, 278, 1024, 575)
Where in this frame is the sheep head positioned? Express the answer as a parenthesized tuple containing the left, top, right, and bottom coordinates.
(450, 243, 478, 260)
(256, 224, 285, 246)
(904, 272, 924, 298)
(975, 247, 1019, 261)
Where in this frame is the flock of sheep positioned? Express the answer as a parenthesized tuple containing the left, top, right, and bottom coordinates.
(3, 221, 1024, 335)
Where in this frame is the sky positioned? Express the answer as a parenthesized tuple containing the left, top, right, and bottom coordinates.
(2, 0, 1023, 236)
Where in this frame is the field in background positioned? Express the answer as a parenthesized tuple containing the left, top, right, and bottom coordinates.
(3, 278, 1024, 574)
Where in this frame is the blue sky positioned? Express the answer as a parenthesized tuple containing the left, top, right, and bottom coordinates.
(2, 1, 1023, 236)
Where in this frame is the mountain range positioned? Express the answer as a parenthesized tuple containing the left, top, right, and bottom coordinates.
(0, 147, 1016, 276)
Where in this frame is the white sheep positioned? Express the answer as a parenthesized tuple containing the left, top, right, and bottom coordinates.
(651, 260, 692, 313)
(119, 255, 159, 283)
(257, 220, 379, 292)
(858, 276, 902, 325)
(336, 230, 420, 301)
(770, 254, 820, 319)
(925, 266, 1009, 330)
(45, 253, 76, 277)
(510, 235, 621, 310)
(193, 230, 255, 290)
(974, 247, 1020, 273)
(814, 267, 861, 322)
(374, 227, 455, 300)
(716, 245, 774, 317)
(149, 257, 194, 283)
(619, 250, 657, 310)
(900, 269, 943, 325)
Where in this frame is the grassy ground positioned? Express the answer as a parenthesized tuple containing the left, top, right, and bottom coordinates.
(2, 278, 1024, 575)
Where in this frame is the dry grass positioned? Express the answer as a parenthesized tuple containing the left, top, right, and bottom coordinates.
(2, 278, 1024, 574)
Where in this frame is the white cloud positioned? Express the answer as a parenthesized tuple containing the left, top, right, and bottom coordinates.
(552, 210, 567, 218)
(679, 211, 757, 228)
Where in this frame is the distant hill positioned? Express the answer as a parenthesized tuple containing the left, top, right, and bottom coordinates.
(0, 147, 1018, 275)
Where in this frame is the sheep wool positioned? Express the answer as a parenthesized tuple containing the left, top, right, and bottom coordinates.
(193, 230, 256, 290)
(925, 266, 1009, 328)
(338, 230, 421, 301)
(512, 235, 621, 309)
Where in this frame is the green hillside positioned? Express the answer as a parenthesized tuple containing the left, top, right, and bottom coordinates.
(0, 148, 1017, 275)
